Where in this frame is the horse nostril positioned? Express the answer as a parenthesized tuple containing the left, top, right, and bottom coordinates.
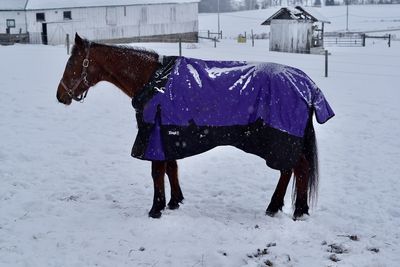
(56, 92, 63, 103)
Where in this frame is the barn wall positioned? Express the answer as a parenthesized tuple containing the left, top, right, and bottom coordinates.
(25, 3, 198, 45)
(0, 11, 27, 34)
(269, 20, 312, 54)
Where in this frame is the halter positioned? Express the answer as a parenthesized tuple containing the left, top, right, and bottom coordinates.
(60, 42, 92, 102)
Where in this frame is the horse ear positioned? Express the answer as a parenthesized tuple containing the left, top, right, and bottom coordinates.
(75, 33, 83, 47)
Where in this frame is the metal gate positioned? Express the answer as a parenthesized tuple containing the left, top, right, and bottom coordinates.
(324, 32, 363, 47)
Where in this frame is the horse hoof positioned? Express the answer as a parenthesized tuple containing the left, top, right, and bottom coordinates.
(148, 210, 162, 219)
(168, 202, 180, 210)
(292, 211, 309, 221)
(265, 210, 277, 217)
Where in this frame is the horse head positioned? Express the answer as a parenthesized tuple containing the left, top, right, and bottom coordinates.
(57, 33, 98, 105)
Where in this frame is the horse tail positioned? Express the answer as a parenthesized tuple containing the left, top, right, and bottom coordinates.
(292, 111, 319, 208)
(304, 111, 319, 207)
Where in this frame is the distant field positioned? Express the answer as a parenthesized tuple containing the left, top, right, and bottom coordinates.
(199, 4, 400, 38)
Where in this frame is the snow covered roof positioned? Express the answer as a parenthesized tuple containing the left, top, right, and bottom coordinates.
(296, 6, 330, 24)
(261, 6, 330, 25)
(0, 0, 28, 11)
(1, 0, 199, 11)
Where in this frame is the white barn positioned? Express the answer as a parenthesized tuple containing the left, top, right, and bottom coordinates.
(0, 0, 199, 45)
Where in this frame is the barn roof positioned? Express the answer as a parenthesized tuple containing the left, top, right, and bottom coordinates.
(1, 0, 199, 11)
(0, 0, 28, 11)
(261, 6, 330, 25)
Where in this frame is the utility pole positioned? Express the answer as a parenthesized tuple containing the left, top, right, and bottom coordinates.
(346, 0, 349, 32)
(217, 0, 220, 38)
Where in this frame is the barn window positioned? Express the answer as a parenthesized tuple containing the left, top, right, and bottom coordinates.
(36, 13, 45, 22)
(170, 7, 176, 22)
(63, 11, 72, 20)
(6, 19, 16, 28)
(140, 7, 148, 23)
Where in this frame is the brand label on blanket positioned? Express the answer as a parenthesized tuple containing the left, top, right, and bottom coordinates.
(168, 130, 180, 136)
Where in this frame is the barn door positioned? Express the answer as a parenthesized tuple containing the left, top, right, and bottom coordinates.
(106, 7, 117, 25)
(41, 23, 48, 45)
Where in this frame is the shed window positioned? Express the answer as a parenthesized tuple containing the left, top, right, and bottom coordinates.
(63, 11, 72, 20)
(36, 13, 45, 22)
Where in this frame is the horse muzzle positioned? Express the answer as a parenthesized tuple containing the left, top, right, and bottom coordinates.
(56, 85, 72, 105)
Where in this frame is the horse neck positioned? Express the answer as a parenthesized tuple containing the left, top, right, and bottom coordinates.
(93, 45, 159, 98)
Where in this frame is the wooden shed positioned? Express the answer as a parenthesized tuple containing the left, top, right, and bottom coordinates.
(261, 6, 330, 54)
(0, 0, 200, 45)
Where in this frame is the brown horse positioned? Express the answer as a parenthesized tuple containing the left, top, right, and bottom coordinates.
(56, 34, 318, 220)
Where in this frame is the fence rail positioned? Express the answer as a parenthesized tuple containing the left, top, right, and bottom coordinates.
(324, 32, 364, 47)
(0, 33, 29, 45)
(324, 32, 392, 47)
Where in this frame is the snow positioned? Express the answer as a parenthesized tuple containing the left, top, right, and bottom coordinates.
(186, 64, 203, 88)
(206, 64, 249, 79)
(0, 0, 27, 10)
(199, 4, 400, 37)
(24, 0, 199, 10)
(1, 4, 400, 267)
(228, 71, 253, 91)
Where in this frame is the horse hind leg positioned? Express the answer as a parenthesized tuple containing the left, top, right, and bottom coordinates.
(266, 170, 292, 217)
(292, 155, 311, 220)
(149, 161, 167, 218)
(165, 160, 184, 210)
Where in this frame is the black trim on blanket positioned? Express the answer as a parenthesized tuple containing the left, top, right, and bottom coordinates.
(132, 117, 304, 171)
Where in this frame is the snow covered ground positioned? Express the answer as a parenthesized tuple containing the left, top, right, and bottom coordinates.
(199, 4, 400, 37)
(1, 5, 400, 267)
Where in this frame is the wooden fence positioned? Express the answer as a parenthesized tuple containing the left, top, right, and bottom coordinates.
(324, 32, 392, 47)
(363, 34, 391, 47)
(0, 33, 29, 45)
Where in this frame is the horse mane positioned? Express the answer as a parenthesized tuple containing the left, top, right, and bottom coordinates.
(71, 38, 159, 60)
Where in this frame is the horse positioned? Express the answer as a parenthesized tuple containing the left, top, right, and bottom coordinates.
(56, 33, 334, 220)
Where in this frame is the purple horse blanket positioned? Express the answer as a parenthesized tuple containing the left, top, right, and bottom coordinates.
(132, 56, 334, 170)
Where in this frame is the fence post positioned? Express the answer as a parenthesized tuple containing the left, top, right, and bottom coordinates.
(251, 29, 254, 47)
(388, 34, 391, 47)
(325, 50, 328, 78)
(179, 38, 182, 56)
(66, 34, 70, 55)
(207, 30, 210, 39)
(214, 37, 217, 48)
(362, 34, 366, 47)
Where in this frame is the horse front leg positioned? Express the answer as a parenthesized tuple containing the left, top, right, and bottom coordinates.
(266, 170, 292, 217)
(293, 155, 310, 220)
(149, 161, 167, 218)
(166, 160, 184, 210)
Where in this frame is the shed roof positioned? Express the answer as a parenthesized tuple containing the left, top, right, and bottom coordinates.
(261, 6, 330, 25)
(1, 0, 199, 11)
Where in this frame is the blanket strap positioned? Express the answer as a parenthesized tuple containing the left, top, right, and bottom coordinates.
(132, 56, 178, 112)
